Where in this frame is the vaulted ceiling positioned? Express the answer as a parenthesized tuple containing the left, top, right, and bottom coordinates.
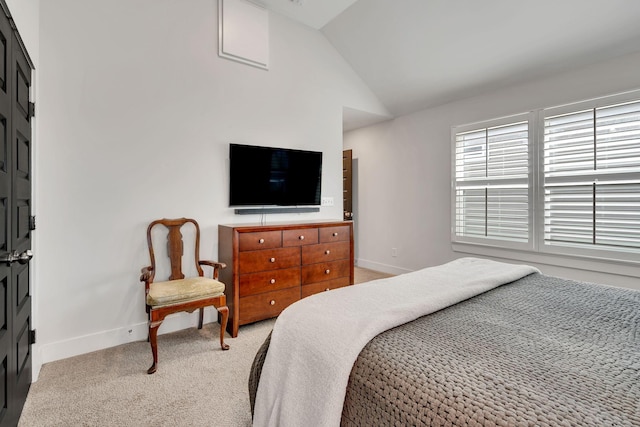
(264, 0, 640, 129)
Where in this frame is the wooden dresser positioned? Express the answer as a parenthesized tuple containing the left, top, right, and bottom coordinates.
(218, 221, 354, 337)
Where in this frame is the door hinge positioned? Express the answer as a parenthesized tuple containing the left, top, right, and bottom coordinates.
(29, 329, 36, 345)
(28, 102, 35, 118)
(29, 215, 36, 230)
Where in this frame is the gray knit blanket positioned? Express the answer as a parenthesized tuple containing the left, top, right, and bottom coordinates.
(250, 273, 640, 426)
(253, 258, 539, 426)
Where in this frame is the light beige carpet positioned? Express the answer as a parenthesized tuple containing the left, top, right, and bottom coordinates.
(19, 267, 393, 427)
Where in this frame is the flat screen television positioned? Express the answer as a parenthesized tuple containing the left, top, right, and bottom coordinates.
(229, 143, 323, 207)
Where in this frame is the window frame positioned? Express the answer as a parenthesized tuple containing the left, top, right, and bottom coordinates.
(451, 89, 640, 268)
(451, 112, 536, 251)
(536, 90, 640, 264)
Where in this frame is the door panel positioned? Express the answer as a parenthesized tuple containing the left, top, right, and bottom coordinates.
(13, 45, 31, 255)
(15, 265, 27, 307)
(0, 6, 11, 425)
(0, 2, 33, 424)
(0, 356, 6, 422)
(15, 65, 28, 121)
(0, 36, 5, 90)
(9, 28, 32, 426)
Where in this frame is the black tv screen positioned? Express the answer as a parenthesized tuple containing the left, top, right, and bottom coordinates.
(229, 144, 322, 207)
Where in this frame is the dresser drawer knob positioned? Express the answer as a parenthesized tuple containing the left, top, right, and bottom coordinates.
(270, 300, 275, 306)
(259, 238, 265, 244)
(325, 250, 330, 255)
(332, 232, 338, 237)
(270, 278, 276, 284)
(299, 235, 305, 240)
(325, 288, 330, 292)
(325, 269, 330, 274)
(270, 257, 276, 263)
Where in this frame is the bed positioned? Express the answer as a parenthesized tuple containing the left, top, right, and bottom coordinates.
(248, 258, 640, 426)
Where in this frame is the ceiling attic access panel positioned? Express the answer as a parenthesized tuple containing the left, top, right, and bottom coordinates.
(218, 0, 269, 70)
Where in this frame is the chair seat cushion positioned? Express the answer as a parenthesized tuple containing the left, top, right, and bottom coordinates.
(147, 277, 225, 307)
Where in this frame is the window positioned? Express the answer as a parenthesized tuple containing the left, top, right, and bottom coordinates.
(453, 115, 532, 249)
(452, 90, 640, 264)
(543, 98, 640, 255)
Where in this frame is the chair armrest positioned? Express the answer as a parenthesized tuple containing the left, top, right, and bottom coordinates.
(140, 266, 154, 285)
(199, 260, 226, 280)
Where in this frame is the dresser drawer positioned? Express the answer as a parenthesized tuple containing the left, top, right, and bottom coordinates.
(301, 277, 350, 298)
(302, 241, 350, 264)
(239, 231, 282, 251)
(239, 247, 301, 274)
(283, 228, 318, 247)
(319, 225, 350, 243)
(239, 287, 300, 325)
(239, 267, 301, 297)
(302, 259, 351, 284)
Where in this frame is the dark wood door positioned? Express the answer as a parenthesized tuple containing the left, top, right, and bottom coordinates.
(0, 2, 33, 425)
(0, 7, 13, 423)
(343, 149, 353, 221)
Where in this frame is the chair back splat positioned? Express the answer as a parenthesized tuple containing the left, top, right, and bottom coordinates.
(140, 218, 230, 374)
(147, 218, 203, 281)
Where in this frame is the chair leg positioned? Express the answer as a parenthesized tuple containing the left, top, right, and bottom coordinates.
(217, 305, 230, 351)
(147, 320, 162, 374)
(146, 309, 151, 342)
(197, 307, 204, 329)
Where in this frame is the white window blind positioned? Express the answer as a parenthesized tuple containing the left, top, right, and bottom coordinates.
(454, 120, 530, 244)
(544, 99, 640, 251)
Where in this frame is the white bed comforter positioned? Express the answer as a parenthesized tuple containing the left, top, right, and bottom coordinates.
(252, 257, 540, 427)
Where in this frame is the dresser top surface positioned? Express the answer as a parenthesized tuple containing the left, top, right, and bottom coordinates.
(219, 219, 352, 232)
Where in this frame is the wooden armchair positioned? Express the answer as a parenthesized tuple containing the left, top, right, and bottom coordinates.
(140, 218, 230, 374)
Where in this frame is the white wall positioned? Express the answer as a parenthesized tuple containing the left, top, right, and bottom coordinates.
(4, 0, 38, 50)
(5, 0, 38, 61)
(34, 0, 387, 378)
(345, 51, 640, 288)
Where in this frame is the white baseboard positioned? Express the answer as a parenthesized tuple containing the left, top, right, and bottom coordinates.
(356, 258, 413, 276)
(32, 260, 406, 382)
(34, 309, 222, 381)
